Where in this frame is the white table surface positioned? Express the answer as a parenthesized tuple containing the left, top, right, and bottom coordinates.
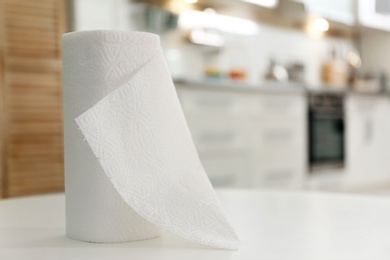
(1, 189, 390, 260)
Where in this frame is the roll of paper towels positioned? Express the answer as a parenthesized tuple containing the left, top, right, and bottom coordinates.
(62, 30, 240, 250)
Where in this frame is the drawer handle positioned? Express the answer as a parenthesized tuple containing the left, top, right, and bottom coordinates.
(209, 174, 237, 186)
(265, 169, 291, 180)
(261, 100, 292, 110)
(198, 96, 233, 107)
(263, 129, 293, 141)
(200, 132, 236, 142)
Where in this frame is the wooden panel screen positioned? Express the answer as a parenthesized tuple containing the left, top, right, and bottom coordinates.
(0, 0, 66, 197)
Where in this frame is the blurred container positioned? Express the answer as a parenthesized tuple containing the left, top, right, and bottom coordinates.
(264, 57, 288, 82)
(353, 72, 384, 93)
(228, 68, 247, 80)
(287, 62, 306, 83)
(204, 65, 224, 79)
(321, 46, 348, 89)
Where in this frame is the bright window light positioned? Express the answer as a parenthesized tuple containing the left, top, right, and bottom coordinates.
(184, 0, 198, 3)
(178, 10, 259, 35)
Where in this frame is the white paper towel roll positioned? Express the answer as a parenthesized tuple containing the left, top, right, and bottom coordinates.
(62, 30, 240, 250)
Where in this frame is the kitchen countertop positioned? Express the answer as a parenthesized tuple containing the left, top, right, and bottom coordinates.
(1, 189, 390, 259)
(174, 78, 390, 96)
(174, 78, 306, 94)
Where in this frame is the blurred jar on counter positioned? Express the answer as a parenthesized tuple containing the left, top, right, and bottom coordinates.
(204, 50, 224, 79)
(321, 46, 349, 89)
(228, 68, 247, 80)
(204, 65, 223, 79)
(287, 61, 306, 83)
(226, 42, 248, 81)
(264, 57, 288, 82)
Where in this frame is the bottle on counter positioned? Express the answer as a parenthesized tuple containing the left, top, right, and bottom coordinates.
(321, 46, 348, 89)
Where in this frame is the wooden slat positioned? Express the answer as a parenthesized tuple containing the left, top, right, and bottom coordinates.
(10, 110, 62, 123)
(9, 179, 64, 193)
(4, 1, 55, 13)
(9, 141, 63, 152)
(4, 4, 56, 17)
(8, 179, 64, 197)
(10, 134, 62, 144)
(6, 18, 57, 31)
(10, 87, 60, 97)
(8, 184, 64, 197)
(7, 41, 57, 51)
(9, 169, 63, 181)
(10, 147, 63, 158)
(9, 153, 62, 164)
(10, 122, 62, 135)
(9, 176, 64, 188)
(7, 48, 57, 58)
(7, 33, 57, 45)
(9, 161, 63, 172)
(7, 29, 57, 40)
(9, 171, 64, 182)
(10, 107, 62, 119)
(10, 103, 61, 112)
(9, 81, 60, 91)
(5, 27, 56, 40)
(10, 137, 63, 149)
(7, 71, 60, 84)
(4, 12, 56, 24)
(9, 93, 61, 105)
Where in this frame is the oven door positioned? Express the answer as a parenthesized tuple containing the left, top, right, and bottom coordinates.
(309, 112, 345, 171)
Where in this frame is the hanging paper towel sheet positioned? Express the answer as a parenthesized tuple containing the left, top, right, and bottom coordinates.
(62, 30, 240, 250)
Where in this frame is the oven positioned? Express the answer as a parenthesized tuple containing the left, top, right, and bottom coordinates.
(308, 93, 345, 172)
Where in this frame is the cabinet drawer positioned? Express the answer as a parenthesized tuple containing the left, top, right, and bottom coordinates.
(252, 94, 306, 120)
(201, 158, 250, 188)
(254, 141, 306, 189)
(177, 89, 248, 117)
(255, 121, 305, 147)
(255, 166, 304, 189)
(188, 121, 249, 150)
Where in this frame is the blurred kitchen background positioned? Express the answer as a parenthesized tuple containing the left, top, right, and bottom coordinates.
(1, 0, 390, 197)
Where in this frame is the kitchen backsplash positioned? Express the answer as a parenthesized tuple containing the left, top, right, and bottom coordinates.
(72, 0, 357, 88)
(159, 24, 357, 88)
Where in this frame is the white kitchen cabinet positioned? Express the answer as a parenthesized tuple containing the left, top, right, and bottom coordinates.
(358, 0, 390, 31)
(176, 83, 307, 190)
(176, 85, 255, 188)
(345, 94, 390, 188)
(305, 0, 356, 25)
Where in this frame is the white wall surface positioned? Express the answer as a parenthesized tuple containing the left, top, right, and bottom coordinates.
(73, 0, 130, 31)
